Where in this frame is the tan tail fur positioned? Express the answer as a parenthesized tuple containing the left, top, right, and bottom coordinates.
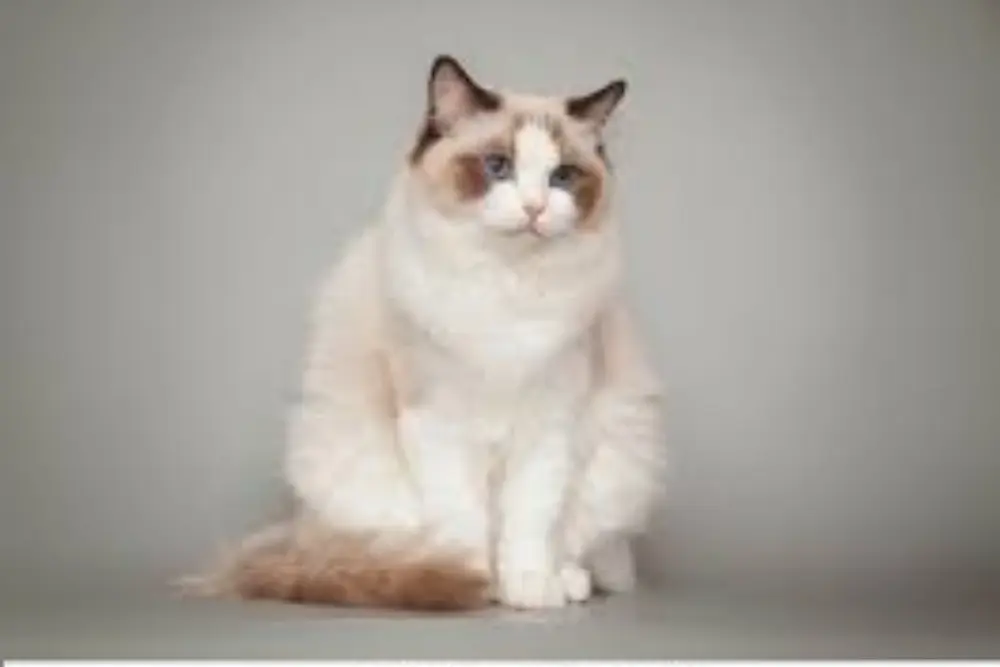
(176, 515, 490, 612)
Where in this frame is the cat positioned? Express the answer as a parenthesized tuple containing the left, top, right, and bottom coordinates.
(179, 55, 667, 611)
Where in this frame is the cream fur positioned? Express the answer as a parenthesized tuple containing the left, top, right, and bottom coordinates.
(193, 57, 670, 610)
(284, 160, 666, 608)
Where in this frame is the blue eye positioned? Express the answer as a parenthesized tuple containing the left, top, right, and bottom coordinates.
(483, 153, 512, 179)
(550, 164, 581, 188)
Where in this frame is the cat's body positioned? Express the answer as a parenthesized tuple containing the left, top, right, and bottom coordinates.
(182, 57, 666, 610)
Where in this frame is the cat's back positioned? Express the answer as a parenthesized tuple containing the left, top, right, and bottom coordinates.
(307, 223, 389, 352)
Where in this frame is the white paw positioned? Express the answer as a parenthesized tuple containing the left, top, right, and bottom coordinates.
(560, 563, 593, 603)
(497, 565, 567, 609)
(595, 565, 636, 593)
(590, 538, 637, 593)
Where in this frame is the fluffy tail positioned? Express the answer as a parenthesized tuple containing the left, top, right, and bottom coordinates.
(176, 516, 490, 611)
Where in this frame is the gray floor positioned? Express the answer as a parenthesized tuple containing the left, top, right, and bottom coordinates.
(3, 583, 999, 659)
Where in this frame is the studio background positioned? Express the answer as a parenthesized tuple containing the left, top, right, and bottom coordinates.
(1, 0, 998, 656)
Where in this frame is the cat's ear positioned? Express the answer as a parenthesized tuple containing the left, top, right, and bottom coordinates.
(566, 79, 627, 128)
(426, 55, 501, 130)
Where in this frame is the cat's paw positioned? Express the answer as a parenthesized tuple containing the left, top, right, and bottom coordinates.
(590, 538, 637, 593)
(560, 563, 593, 603)
(497, 564, 567, 609)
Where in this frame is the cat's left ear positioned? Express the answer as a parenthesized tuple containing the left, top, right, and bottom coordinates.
(566, 79, 627, 128)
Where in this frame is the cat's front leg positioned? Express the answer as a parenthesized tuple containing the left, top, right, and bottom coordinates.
(496, 422, 577, 609)
(397, 405, 491, 573)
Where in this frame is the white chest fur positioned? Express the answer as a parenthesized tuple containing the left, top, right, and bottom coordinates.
(382, 221, 616, 390)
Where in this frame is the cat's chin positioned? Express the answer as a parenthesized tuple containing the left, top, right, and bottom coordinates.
(483, 226, 568, 257)
(486, 219, 576, 243)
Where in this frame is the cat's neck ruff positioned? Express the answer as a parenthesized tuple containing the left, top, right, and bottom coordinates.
(379, 171, 622, 380)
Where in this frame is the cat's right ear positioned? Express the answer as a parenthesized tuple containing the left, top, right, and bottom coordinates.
(426, 55, 501, 130)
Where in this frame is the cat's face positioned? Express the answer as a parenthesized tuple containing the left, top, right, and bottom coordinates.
(408, 56, 626, 241)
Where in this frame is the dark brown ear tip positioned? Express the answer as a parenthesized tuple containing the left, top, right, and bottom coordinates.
(600, 79, 627, 105)
(430, 55, 464, 78)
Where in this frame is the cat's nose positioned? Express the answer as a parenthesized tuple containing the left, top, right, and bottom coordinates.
(523, 201, 546, 221)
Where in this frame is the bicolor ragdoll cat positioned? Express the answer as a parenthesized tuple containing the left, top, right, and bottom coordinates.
(182, 56, 666, 610)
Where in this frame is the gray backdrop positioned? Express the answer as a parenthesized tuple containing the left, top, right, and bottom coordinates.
(1, 0, 998, 606)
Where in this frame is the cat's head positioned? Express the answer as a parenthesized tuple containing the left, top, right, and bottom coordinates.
(406, 55, 626, 241)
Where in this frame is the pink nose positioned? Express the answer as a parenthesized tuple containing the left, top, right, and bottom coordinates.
(523, 201, 546, 220)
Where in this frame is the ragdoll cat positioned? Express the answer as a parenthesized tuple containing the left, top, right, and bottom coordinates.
(181, 55, 666, 610)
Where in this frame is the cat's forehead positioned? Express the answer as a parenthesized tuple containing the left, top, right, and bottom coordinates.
(501, 93, 586, 142)
(452, 94, 598, 161)
(497, 91, 566, 116)
(513, 120, 561, 169)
